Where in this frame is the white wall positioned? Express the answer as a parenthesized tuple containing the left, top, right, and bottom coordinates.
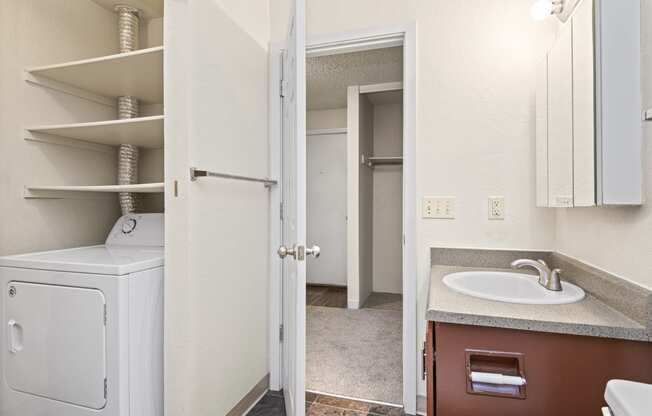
(0, 0, 123, 256)
(554, 2, 652, 290)
(307, 108, 347, 129)
(307, 110, 348, 286)
(273, 0, 559, 401)
(164, 1, 271, 415)
(372, 102, 403, 294)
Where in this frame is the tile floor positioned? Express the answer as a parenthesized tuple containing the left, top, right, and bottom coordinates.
(247, 391, 406, 416)
(247, 390, 285, 416)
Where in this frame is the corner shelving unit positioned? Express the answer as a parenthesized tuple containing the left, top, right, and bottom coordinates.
(25, 26, 164, 199)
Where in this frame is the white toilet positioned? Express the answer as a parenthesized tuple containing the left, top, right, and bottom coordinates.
(602, 380, 652, 416)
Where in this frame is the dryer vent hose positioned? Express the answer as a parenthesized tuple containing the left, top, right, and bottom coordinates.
(115, 5, 141, 215)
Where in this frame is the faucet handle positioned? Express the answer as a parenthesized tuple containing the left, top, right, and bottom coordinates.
(537, 259, 549, 268)
(548, 268, 563, 291)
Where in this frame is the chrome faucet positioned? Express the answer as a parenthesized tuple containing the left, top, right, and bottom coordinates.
(510, 259, 563, 291)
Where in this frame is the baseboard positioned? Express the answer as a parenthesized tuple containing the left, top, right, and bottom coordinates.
(226, 373, 270, 416)
(307, 283, 347, 288)
(347, 298, 360, 309)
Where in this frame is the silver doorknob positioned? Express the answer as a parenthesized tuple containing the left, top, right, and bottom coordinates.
(278, 245, 296, 259)
(306, 245, 320, 258)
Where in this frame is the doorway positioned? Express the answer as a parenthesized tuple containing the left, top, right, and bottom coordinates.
(305, 46, 404, 403)
(269, 24, 417, 415)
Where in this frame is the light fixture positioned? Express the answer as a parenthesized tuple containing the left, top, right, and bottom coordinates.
(530, 0, 564, 21)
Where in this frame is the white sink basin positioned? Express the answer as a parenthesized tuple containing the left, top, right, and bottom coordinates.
(442, 271, 585, 305)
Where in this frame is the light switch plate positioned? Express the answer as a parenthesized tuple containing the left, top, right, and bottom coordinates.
(488, 196, 505, 220)
(423, 197, 455, 219)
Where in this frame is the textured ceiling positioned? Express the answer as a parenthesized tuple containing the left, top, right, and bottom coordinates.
(307, 47, 403, 110)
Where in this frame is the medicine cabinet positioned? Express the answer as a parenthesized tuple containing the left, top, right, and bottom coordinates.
(536, 0, 642, 207)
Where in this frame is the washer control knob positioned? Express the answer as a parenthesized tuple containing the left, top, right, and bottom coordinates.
(121, 217, 137, 234)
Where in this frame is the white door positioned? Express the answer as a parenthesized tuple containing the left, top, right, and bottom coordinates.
(571, 0, 596, 206)
(547, 22, 574, 207)
(535, 56, 549, 207)
(280, 1, 307, 415)
(306, 131, 347, 286)
(4, 281, 106, 409)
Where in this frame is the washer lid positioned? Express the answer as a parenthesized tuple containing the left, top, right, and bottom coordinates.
(0, 245, 163, 275)
(605, 380, 652, 416)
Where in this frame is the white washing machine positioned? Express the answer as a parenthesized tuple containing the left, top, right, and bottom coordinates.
(0, 213, 164, 416)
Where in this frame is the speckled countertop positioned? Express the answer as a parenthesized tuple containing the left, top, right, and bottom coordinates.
(426, 265, 652, 342)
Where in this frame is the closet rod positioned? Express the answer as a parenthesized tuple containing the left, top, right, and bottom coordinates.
(190, 167, 278, 188)
(368, 156, 403, 166)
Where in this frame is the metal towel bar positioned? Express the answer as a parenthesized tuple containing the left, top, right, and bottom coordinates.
(190, 167, 278, 188)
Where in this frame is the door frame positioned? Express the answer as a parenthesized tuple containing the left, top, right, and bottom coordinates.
(269, 23, 417, 414)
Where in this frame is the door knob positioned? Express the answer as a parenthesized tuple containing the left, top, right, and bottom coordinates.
(306, 245, 321, 258)
(277, 245, 296, 259)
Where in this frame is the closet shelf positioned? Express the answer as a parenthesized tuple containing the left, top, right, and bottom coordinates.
(25, 46, 163, 104)
(26, 116, 164, 149)
(90, 0, 164, 19)
(25, 183, 165, 199)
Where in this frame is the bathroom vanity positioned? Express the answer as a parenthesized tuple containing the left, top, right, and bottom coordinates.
(425, 248, 652, 416)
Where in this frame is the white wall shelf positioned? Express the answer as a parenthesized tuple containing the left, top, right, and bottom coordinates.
(25, 183, 165, 199)
(26, 116, 164, 149)
(90, 0, 164, 19)
(25, 46, 163, 104)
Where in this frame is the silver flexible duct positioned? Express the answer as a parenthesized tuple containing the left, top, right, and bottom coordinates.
(116, 5, 140, 53)
(115, 6, 141, 215)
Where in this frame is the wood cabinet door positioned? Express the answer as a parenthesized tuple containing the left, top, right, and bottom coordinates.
(433, 323, 652, 416)
(426, 322, 435, 416)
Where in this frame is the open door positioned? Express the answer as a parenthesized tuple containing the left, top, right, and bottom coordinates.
(278, 1, 308, 415)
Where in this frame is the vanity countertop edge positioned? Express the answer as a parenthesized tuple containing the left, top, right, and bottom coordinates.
(427, 264, 652, 343)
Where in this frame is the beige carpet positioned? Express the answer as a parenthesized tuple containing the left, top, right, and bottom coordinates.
(306, 305, 403, 405)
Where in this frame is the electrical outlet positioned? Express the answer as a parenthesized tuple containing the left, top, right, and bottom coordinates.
(423, 197, 455, 219)
(488, 196, 505, 220)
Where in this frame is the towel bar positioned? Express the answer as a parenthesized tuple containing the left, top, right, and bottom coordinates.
(190, 167, 278, 188)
